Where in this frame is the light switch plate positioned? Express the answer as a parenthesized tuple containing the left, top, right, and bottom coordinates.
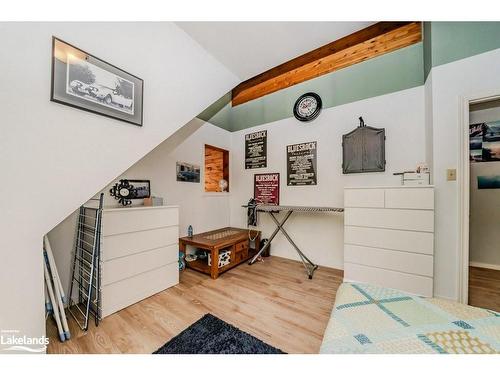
(447, 168, 456, 181)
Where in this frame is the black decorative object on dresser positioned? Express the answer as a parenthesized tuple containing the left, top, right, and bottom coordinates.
(342, 117, 386, 174)
(293, 92, 322, 122)
(109, 179, 151, 206)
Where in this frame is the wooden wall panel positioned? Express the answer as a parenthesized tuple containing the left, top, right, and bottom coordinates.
(232, 22, 422, 106)
(204, 145, 229, 192)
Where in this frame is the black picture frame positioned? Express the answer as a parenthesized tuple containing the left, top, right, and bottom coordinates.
(50, 36, 144, 126)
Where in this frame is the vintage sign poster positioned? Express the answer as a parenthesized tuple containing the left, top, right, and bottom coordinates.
(254, 173, 280, 204)
(245, 130, 267, 169)
(286, 141, 317, 186)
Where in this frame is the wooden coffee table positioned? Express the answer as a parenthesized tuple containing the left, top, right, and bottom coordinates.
(179, 227, 261, 279)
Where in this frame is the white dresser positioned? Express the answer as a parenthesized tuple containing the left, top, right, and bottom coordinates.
(100, 205, 179, 317)
(343, 186, 434, 297)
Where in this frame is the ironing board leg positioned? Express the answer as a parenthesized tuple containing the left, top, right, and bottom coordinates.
(248, 210, 292, 265)
(267, 212, 319, 279)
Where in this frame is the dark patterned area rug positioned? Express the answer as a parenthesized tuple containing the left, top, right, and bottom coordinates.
(153, 314, 285, 354)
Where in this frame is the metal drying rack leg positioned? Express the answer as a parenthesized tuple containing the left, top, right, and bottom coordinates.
(248, 209, 318, 279)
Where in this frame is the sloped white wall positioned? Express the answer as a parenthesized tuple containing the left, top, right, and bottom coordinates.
(0, 22, 238, 349)
(47, 120, 232, 299)
(229, 87, 426, 269)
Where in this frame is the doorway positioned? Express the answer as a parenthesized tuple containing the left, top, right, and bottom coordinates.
(460, 94, 500, 311)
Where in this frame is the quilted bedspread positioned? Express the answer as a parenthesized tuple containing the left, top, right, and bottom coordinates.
(320, 283, 500, 354)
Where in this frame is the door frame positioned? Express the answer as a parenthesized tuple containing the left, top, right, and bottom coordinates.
(458, 89, 500, 304)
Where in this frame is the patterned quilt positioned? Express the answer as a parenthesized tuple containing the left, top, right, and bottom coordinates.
(320, 283, 500, 354)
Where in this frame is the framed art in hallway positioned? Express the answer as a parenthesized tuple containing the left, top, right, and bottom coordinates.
(51, 37, 144, 126)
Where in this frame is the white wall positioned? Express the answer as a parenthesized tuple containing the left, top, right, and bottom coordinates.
(48, 119, 232, 298)
(430, 47, 500, 300)
(0, 22, 238, 350)
(229, 87, 426, 269)
(425, 72, 434, 180)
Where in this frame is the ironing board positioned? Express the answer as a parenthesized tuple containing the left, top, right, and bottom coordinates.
(248, 205, 344, 279)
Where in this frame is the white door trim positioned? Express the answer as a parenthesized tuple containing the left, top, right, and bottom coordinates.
(458, 89, 500, 304)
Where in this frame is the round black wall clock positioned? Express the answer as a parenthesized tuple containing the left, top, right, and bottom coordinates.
(293, 92, 322, 122)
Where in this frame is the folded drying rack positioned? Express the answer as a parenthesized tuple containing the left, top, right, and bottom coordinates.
(67, 194, 104, 331)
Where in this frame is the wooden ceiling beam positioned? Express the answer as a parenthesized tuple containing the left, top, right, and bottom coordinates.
(231, 22, 422, 107)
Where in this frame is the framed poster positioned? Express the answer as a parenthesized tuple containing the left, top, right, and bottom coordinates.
(245, 130, 267, 169)
(478, 175, 500, 189)
(51, 37, 144, 126)
(469, 123, 484, 162)
(470, 121, 500, 162)
(254, 173, 280, 205)
(286, 141, 317, 186)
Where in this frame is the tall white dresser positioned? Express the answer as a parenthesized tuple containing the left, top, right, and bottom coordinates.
(343, 186, 434, 297)
(100, 205, 179, 317)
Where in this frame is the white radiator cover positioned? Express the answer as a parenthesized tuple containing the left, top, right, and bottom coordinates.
(100, 205, 179, 317)
(343, 186, 435, 297)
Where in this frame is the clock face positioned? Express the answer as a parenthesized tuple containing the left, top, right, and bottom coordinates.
(297, 96, 318, 117)
(293, 92, 322, 122)
(119, 187, 130, 197)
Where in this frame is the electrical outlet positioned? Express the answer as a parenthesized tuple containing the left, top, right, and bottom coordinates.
(447, 168, 456, 181)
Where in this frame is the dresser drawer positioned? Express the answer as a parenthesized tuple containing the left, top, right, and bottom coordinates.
(345, 207, 434, 232)
(101, 262, 178, 317)
(344, 226, 434, 255)
(344, 262, 433, 297)
(102, 244, 178, 286)
(102, 207, 178, 236)
(101, 225, 178, 261)
(385, 188, 434, 210)
(344, 244, 433, 277)
(235, 240, 248, 252)
(344, 188, 385, 208)
(233, 248, 248, 263)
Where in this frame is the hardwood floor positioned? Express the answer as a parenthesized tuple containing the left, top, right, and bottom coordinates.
(47, 256, 343, 354)
(468, 266, 500, 312)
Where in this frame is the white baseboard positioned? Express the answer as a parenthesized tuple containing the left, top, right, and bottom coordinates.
(469, 261, 500, 271)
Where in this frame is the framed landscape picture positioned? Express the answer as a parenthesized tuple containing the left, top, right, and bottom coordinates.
(51, 37, 144, 126)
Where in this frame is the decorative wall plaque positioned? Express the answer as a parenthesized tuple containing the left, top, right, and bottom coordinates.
(342, 117, 385, 174)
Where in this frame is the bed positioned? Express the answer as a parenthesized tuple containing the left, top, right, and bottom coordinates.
(320, 282, 500, 354)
